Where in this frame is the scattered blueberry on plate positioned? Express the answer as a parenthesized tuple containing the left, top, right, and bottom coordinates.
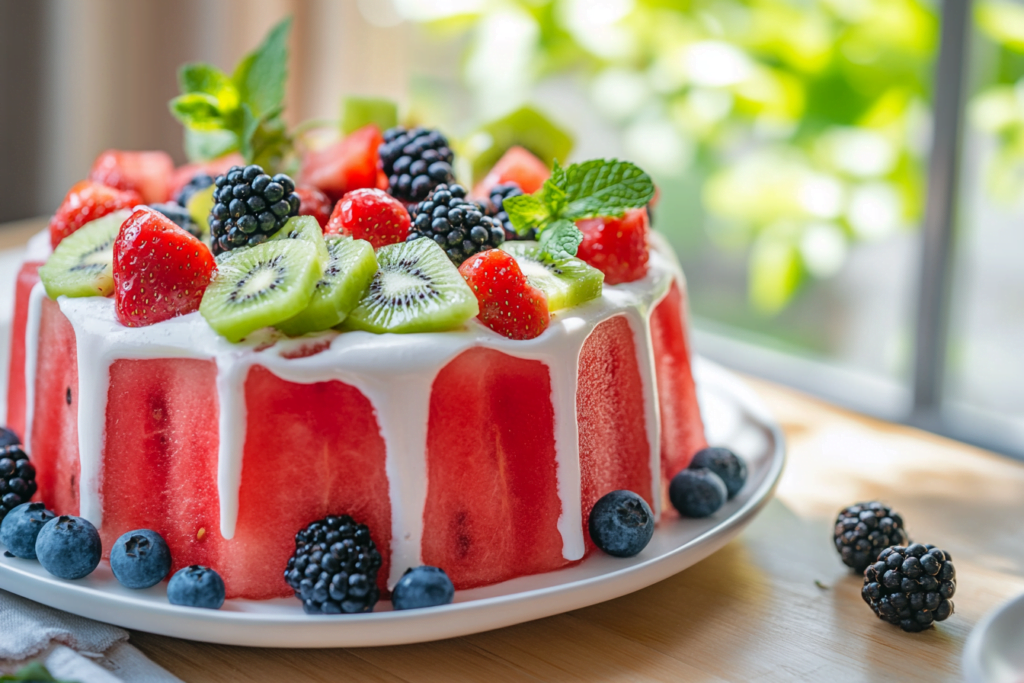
(35, 515, 102, 580)
(670, 468, 727, 518)
(392, 566, 455, 610)
(588, 490, 654, 557)
(168, 565, 226, 609)
(110, 529, 172, 589)
(690, 447, 747, 498)
(0, 502, 55, 559)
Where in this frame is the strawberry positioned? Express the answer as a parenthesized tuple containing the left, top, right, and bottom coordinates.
(298, 125, 383, 203)
(295, 186, 333, 228)
(325, 188, 411, 249)
(89, 150, 175, 204)
(167, 153, 244, 200)
(49, 181, 142, 249)
(576, 208, 650, 285)
(113, 207, 216, 327)
(459, 249, 549, 340)
(472, 146, 550, 199)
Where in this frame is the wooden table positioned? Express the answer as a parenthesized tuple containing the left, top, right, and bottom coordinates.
(115, 377, 1023, 682)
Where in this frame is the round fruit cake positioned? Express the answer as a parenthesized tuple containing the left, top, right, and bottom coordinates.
(4, 138, 706, 603)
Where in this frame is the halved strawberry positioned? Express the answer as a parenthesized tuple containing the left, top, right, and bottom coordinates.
(48, 181, 142, 249)
(167, 153, 245, 200)
(472, 146, 550, 198)
(113, 207, 216, 327)
(459, 249, 549, 340)
(576, 208, 650, 285)
(89, 150, 174, 204)
(299, 125, 383, 203)
(325, 188, 410, 249)
(295, 186, 333, 228)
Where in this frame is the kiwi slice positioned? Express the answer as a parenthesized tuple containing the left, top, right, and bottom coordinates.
(500, 241, 604, 311)
(270, 216, 329, 267)
(344, 239, 479, 334)
(276, 236, 378, 336)
(186, 184, 215, 235)
(39, 209, 131, 298)
(200, 240, 321, 343)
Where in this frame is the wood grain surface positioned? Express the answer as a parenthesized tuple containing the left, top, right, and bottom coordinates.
(122, 377, 1024, 682)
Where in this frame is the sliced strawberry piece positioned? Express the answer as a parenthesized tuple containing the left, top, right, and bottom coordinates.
(299, 125, 383, 203)
(459, 249, 549, 340)
(167, 153, 245, 201)
(89, 150, 175, 204)
(472, 146, 550, 198)
(113, 207, 216, 327)
(48, 181, 142, 249)
(576, 208, 650, 285)
(295, 186, 333, 228)
(325, 188, 411, 249)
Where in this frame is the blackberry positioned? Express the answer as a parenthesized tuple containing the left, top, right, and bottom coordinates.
(379, 127, 455, 203)
(149, 202, 203, 240)
(0, 426, 20, 448)
(862, 544, 956, 632)
(174, 173, 214, 207)
(0, 445, 37, 523)
(284, 515, 382, 615)
(407, 184, 505, 265)
(209, 164, 300, 256)
(487, 182, 535, 241)
(834, 501, 909, 573)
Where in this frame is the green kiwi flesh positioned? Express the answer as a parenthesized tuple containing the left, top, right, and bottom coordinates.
(39, 209, 131, 299)
(276, 236, 378, 336)
(500, 241, 604, 311)
(344, 238, 479, 334)
(270, 215, 329, 267)
(200, 240, 321, 343)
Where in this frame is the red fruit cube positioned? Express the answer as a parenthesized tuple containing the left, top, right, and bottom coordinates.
(48, 181, 142, 249)
(576, 208, 650, 285)
(113, 207, 216, 327)
(89, 150, 175, 204)
(472, 146, 550, 198)
(299, 125, 384, 203)
(294, 186, 333, 228)
(325, 188, 411, 249)
(459, 249, 550, 340)
(167, 154, 245, 201)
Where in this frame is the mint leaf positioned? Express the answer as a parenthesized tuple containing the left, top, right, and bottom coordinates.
(504, 194, 551, 236)
(540, 176, 566, 216)
(233, 17, 291, 119)
(560, 159, 654, 220)
(179, 63, 239, 111)
(538, 219, 583, 260)
(341, 96, 398, 135)
(169, 93, 224, 130)
(184, 129, 237, 162)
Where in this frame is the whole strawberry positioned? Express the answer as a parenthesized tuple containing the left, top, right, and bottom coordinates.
(576, 208, 650, 285)
(459, 249, 549, 340)
(295, 186, 333, 228)
(326, 188, 411, 249)
(49, 181, 142, 249)
(113, 207, 216, 327)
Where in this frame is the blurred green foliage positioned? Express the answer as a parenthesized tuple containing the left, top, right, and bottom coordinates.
(410, 0, 938, 313)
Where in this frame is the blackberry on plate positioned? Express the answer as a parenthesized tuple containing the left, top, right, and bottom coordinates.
(0, 445, 37, 523)
(862, 543, 956, 632)
(487, 182, 535, 241)
(834, 501, 909, 573)
(379, 127, 455, 203)
(148, 202, 203, 240)
(209, 164, 300, 256)
(407, 184, 505, 265)
(285, 514, 383, 614)
(174, 173, 214, 207)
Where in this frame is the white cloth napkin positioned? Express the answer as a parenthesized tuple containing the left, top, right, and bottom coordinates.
(0, 590, 183, 682)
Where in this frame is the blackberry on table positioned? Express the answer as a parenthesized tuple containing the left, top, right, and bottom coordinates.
(379, 127, 455, 203)
(285, 515, 383, 614)
(209, 165, 300, 256)
(0, 445, 37, 523)
(174, 173, 214, 207)
(862, 543, 956, 632)
(834, 501, 908, 573)
(486, 182, 535, 241)
(407, 184, 505, 265)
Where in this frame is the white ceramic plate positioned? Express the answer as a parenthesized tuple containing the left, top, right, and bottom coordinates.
(0, 357, 784, 648)
(963, 591, 1024, 683)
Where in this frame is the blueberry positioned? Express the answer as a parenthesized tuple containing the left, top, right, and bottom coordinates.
(392, 566, 455, 610)
(0, 502, 55, 559)
(167, 565, 225, 609)
(588, 490, 654, 557)
(669, 468, 727, 518)
(35, 515, 102, 579)
(110, 529, 172, 589)
(0, 426, 20, 448)
(690, 447, 747, 499)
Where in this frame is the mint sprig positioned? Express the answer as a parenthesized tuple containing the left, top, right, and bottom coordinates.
(504, 158, 654, 260)
(169, 17, 293, 171)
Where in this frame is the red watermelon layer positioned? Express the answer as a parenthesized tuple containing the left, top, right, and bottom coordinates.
(6, 262, 42, 438)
